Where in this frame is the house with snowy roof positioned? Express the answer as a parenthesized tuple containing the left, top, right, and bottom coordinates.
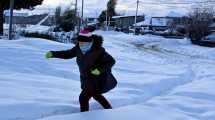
(4, 11, 29, 17)
(86, 17, 99, 27)
(133, 17, 174, 31)
(133, 11, 188, 31)
(4, 10, 28, 24)
(112, 15, 145, 28)
(4, 12, 54, 26)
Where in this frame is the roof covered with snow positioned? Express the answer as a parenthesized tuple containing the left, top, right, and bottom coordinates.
(133, 10, 186, 27)
(4, 10, 28, 17)
(134, 17, 173, 27)
(145, 11, 187, 18)
(112, 15, 144, 19)
(134, 17, 151, 26)
(151, 17, 172, 27)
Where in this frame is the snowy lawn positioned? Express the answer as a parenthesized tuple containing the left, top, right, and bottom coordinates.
(1, 31, 215, 120)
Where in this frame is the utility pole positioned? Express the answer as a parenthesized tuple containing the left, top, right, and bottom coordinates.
(134, 0, 139, 35)
(75, 0, 77, 17)
(8, 0, 14, 40)
(81, 0, 84, 29)
(75, 0, 80, 32)
(106, 9, 108, 31)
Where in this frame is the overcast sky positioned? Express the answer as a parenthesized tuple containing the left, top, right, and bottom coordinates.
(24, 0, 214, 17)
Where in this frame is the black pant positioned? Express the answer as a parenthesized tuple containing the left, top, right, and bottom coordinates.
(79, 87, 112, 112)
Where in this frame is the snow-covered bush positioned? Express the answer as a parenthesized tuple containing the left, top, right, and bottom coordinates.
(20, 30, 75, 44)
(21, 32, 55, 40)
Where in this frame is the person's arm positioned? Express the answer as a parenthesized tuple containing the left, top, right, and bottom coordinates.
(50, 46, 77, 59)
(92, 51, 116, 75)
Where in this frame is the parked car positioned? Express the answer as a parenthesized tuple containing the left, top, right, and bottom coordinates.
(203, 32, 215, 42)
(192, 32, 215, 47)
(142, 29, 154, 34)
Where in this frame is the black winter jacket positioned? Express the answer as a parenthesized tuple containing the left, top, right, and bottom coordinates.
(51, 35, 117, 94)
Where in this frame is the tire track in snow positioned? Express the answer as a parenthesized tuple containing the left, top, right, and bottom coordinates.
(103, 35, 198, 109)
(135, 43, 215, 64)
(133, 43, 215, 120)
(100, 33, 215, 120)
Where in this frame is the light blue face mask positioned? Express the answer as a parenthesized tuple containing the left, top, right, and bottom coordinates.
(79, 42, 93, 54)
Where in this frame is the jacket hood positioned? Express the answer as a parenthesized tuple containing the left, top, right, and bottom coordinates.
(91, 35, 103, 50)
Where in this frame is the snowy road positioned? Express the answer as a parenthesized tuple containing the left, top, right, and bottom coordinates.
(1, 31, 215, 120)
(98, 31, 215, 120)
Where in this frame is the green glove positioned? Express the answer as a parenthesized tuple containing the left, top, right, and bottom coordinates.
(91, 68, 101, 76)
(45, 51, 53, 59)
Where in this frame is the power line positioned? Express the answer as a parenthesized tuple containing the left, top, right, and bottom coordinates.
(117, 0, 215, 9)
(138, 0, 215, 5)
(137, 0, 215, 10)
(138, 3, 192, 8)
(137, 1, 215, 10)
(115, 0, 214, 16)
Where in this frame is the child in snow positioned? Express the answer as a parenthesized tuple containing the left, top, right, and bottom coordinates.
(45, 27, 117, 112)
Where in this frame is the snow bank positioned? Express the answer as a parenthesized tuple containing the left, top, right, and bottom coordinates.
(23, 25, 50, 33)
(39, 104, 197, 120)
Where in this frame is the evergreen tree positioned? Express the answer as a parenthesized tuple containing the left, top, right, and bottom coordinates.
(54, 7, 77, 32)
(98, 10, 107, 24)
(55, 6, 61, 27)
(107, 0, 117, 18)
(60, 8, 77, 32)
(0, 0, 43, 35)
(98, 0, 117, 24)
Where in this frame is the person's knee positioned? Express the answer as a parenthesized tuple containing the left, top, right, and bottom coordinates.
(79, 93, 84, 103)
(93, 94, 103, 101)
(79, 91, 91, 103)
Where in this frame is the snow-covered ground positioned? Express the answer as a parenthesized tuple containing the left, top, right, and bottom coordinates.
(1, 31, 215, 120)
(23, 25, 50, 33)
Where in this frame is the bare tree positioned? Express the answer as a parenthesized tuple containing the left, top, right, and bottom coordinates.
(187, 6, 214, 41)
(167, 19, 176, 34)
(98, 0, 117, 24)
